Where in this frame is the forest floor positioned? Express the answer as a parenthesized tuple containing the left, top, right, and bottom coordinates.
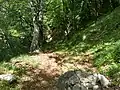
(11, 51, 97, 90)
(7, 51, 119, 90)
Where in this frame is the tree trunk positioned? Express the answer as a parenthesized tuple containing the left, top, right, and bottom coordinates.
(30, 0, 44, 52)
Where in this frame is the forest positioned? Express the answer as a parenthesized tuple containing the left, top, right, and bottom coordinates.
(0, 0, 120, 90)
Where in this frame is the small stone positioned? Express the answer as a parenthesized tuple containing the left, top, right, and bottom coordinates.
(72, 84, 81, 90)
(0, 74, 16, 83)
(93, 85, 99, 90)
(41, 80, 49, 87)
(97, 74, 110, 87)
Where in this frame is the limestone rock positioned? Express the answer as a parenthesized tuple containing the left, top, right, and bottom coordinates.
(97, 74, 111, 87)
(57, 70, 110, 90)
(0, 74, 16, 83)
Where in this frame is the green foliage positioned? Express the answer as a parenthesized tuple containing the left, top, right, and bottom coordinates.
(92, 41, 120, 67)
(107, 63, 120, 85)
(0, 0, 119, 60)
(0, 0, 32, 61)
(84, 6, 120, 67)
(53, 6, 120, 86)
(0, 61, 26, 76)
(0, 80, 20, 90)
(0, 33, 29, 61)
(0, 62, 24, 90)
(113, 46, 120, 63)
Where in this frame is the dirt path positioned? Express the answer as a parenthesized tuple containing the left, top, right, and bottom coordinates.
(11, 52, 119, 90)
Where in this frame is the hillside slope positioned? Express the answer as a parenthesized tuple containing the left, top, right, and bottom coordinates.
(56, 6, 120, 85)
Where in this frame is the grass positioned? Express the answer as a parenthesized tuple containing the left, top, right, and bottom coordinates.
(0, 55, 33, 90)
(53, 6, 120, 85)
(0, 62, 20, 90)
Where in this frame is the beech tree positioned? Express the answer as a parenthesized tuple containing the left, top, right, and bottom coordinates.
(30, 0, 44, 52)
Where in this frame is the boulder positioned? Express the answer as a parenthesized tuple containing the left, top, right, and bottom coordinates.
(57, 70, 110, 90)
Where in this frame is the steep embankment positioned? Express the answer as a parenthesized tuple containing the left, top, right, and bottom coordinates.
(56, 6, 120, 86)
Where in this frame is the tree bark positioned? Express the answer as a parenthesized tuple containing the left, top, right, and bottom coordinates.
(30, 0, 44, 52)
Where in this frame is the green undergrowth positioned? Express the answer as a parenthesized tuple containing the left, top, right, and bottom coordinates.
(0, 63, 20, 90)
(106, 63, 120, 86)
(54, 6, 120, 85)
(0, 80, 19, 90)
(0, 61, 26, 76)
(0, 55, 30, 90)
(0, 28, 31, 62)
